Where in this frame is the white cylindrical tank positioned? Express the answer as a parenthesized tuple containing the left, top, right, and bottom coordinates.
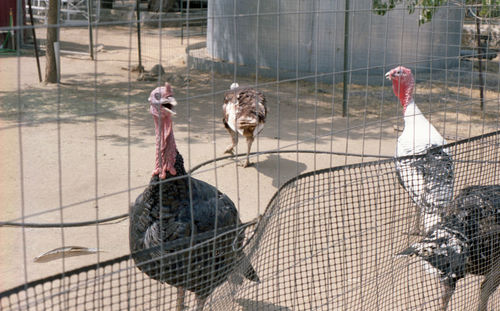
(206, 0, 463, 79)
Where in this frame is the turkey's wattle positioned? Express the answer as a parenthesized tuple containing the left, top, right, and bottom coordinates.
(149, 83, 178, 178)
(385, 66, 415, 112)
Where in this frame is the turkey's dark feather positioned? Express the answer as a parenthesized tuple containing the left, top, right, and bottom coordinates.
(449, 185, 500, 276)
(129, 151, 257, 299)
(395, 145, 454, 214)
(400, 185, 500, 288)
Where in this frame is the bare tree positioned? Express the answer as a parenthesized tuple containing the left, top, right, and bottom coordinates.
(45, 0, 57, 83)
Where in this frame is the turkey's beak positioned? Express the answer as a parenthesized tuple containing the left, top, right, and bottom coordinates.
(385, 71, 392, 80)
(161, 97, 177, 115)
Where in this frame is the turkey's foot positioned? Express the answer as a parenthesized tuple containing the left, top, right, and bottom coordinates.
(241, 160, 253, 168)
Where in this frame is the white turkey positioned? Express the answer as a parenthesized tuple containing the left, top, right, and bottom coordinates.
(386, 66, 454, 232)
(223, 83, 268, 167)
(129, 83, 259, 311)
(398, 185, 500, 311)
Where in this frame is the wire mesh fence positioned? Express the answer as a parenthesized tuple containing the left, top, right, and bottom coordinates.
(1, 130, 499, 310)
(1, 0, 500, 310)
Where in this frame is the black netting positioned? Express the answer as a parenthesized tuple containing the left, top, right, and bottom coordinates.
(1, 131, 499, 311)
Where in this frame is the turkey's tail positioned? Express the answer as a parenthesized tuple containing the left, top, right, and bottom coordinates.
(230, 253, 260, 285)
(238, 116, 259, 130)
(242, 258, 260, 283)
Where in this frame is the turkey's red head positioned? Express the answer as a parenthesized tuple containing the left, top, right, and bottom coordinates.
(385, 66, 414, 111)
(149, 83, 178, 178)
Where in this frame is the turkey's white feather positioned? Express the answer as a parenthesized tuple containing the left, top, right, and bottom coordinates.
(396, 101, 454, 232)
(396, 101, 447, 157)
(225, 101, 243, 135)
(253, 120, 265, 137)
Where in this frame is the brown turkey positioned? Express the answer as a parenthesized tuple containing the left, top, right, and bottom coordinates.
(223, 83, 267, 167)
(129, 83, 259, 311)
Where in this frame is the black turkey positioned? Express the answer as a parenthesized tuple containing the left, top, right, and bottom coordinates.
(130, 83, 259, 311)
(223, 83, 267, 167)
(398, 185, 500, 311)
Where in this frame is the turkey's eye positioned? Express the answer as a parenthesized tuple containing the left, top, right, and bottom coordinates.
(154, 92, 161, 100)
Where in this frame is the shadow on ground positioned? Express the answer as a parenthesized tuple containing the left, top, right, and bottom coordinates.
(236, 298, 292, 311)
(1, 62, 498, 148)
(254, 154, 308, 188)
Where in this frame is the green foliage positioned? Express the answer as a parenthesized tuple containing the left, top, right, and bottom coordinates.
(477, 0, 500, 17)
(372, 0, 500, 24)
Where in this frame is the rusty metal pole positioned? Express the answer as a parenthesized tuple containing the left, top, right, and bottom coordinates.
(28, 0, 42, 82)
(342, 0, 350, 117)
(87, 0, 94, 60)
(136, 0, 143, 72)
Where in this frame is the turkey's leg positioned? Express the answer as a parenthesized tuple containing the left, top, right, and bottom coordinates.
(242, 136, 254, 167)
(224, 127, 238, 155)
(477, 258, 500, 311)
(195, 296, 206, 311)
(176, 287, 186, 311)
(408, 206, 425, 237)
(441, 283, 455, 311)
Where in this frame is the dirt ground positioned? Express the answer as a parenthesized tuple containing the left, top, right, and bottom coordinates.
(0, 24, 499, 302)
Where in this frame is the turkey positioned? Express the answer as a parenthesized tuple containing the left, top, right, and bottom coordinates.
(129, 83, 260, 311)
(398, 185, 500, 311)
(223, 83, 268, 167)
(386, 66, 454, 232)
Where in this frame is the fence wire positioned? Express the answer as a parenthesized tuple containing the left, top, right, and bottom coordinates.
(1, 130, 499, 311)
(2, 0, 500, 310)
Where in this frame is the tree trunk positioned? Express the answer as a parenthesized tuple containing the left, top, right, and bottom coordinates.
(45, 0, 58, 83)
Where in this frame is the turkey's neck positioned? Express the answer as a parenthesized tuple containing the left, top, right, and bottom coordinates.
(400, 91, 415, 114)
(393, 79, 414, 114)
(402, 100, 422, 121)
(401, 100, 427, 143)
(153, 114, 178, 179)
